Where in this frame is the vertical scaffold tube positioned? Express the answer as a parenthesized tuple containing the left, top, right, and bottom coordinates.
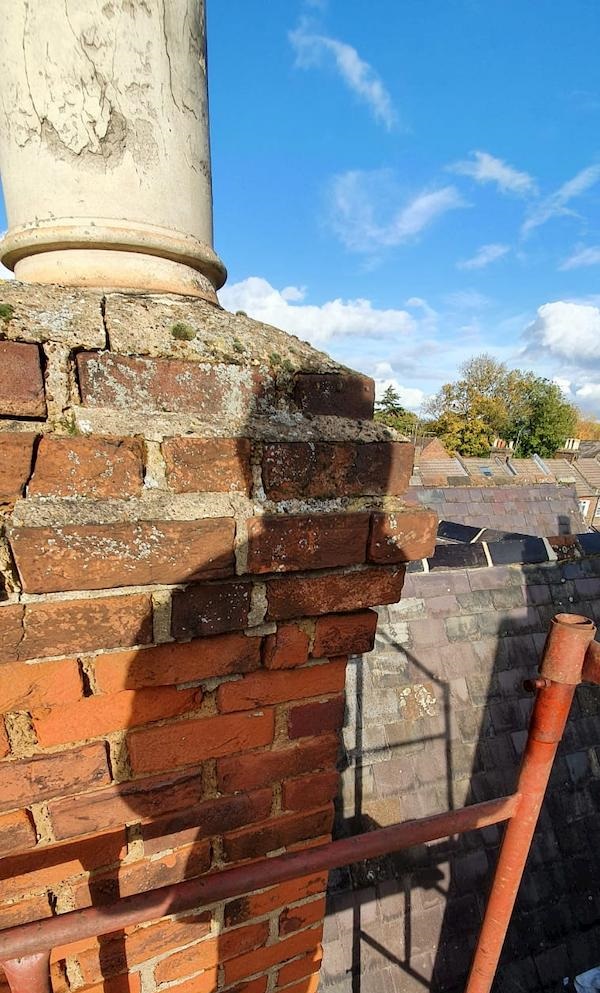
(465, 614, 596, 993)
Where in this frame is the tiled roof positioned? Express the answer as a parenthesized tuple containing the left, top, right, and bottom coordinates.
(459, 456, 513, 481)
(543, 458, 591, 496)
(575, 457, 600, 492)
(412, 457, 468, 487)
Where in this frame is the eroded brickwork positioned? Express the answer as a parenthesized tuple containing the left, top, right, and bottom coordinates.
(0, 283, 435, 993)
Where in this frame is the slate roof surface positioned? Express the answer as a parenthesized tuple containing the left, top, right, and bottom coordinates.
(322, 550, 600, 993)
(411, 483, 587, 538)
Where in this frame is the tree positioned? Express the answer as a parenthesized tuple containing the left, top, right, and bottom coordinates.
(375, 385, 419, 437)
(424, 353, 578, 457)
(576, 415, 600, 441)
(509, 377, 578, 456)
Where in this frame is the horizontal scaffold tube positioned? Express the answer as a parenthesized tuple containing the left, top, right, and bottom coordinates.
(0, 793, 520, 963)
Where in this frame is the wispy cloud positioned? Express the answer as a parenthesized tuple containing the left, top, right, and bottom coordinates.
(328, 169, 467, 254)
(522, 163, 600, 236)
(449, 150, 537, 197)
(457, 243, 510, 270)
(289, 21, 396, 130)
(559, 245, 600, 270)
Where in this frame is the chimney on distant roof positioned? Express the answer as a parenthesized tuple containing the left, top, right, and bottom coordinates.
(0, 0, 225, 299)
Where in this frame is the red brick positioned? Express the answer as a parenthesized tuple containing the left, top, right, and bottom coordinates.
(263, 623, 310, 670)
(70, 914, 211, 984)
(262, 441, 413, 500)
(218, 734, 339, 794)
(276, 974, 320, 993)
(0, 892, 53, 931)
(171, 582, 251, 639)
(127, 709, 275, 775)
(282, 770, 339, 811)
(247, 513, 369, 574)
(28, 436, 144, 499)
(141, 789, 273, 856)
(93, 633, 261, 693)
(77, 352, 265, 416)
(294, 373, 374, 420)
(217, 659, 347, 713)
(0, 342, 46, 418)
(276, 948, 323, 987)
(267, 567, 405, 620)
(33, 685, 200, 747)
(73, 839, 211, 908)
(152, 965, 216, 993)
(0, 432, 36, 503)
(19, 594, 153, 661)
(368, 508, 438, 563)
(0, 719, 9, 758)
(223, 806, 333, 863)
(224, 926, 323, 985)
(163, 437, 252, 495)
(0, 657, 82, 711)
(225, 872, 327, 927)
(0, 829, 126, 901)
(280, 895, 326, 936)
(154, 922, 269, 984)
(0, 604, 24, 662)
(11, 518, 235, 594)
(288, 695, 345, 740)
(48, 768, 207, 840)
(0, 809, 37, 857)
(223, 980, 268, 993)
(151, 971, 217, 993)
(0, 741, 111, 813)
(74, 976, 142, 993)
(312, 610, 377, 658)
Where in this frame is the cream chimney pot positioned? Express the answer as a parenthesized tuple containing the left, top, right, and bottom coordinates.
(0, 0, 226, 299)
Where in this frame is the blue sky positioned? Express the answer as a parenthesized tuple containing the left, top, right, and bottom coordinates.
(2, 0, 600, 415)
(209, 0, 600, 415)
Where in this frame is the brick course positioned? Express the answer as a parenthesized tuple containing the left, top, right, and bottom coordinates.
(28, 436, 144, 499)
(0, 341, 46, 417)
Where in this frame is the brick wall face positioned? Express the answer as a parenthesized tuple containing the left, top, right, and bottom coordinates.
(0, 284, 434, 993)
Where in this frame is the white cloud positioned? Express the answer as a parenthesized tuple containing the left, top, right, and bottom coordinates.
(328, 169, 467, 254)
(559, 246, 600, 270)
(457, 243, 510, 270)
(289, 22, 396, 129)
(373, 365, 427, 413)
(449, 151, 536, 196)
(219, 276, 417, 345)
(524, 300, 600, 364)
(0, 263, 14, 280)
(522, 164, 600, 236)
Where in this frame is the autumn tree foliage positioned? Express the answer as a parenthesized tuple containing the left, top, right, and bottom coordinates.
(423, 354, 578, 457)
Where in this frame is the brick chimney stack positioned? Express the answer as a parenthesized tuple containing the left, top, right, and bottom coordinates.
(0, 0, 225, 299)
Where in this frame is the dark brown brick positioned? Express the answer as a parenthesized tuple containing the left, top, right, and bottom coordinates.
(312, 610, 377, 657)
(267, 567, 405, 620)
(171, 582, 251, 638)
(368, 508, 438, 563)
(247, 513, 369, 574)
(0, 342, 46, 418)
(262, 441, 413, 500)
(294, 373, 374, 420)
(288, 695, 346, 739)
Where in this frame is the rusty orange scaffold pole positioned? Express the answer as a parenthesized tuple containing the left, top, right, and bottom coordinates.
(465, 613, 597, 993)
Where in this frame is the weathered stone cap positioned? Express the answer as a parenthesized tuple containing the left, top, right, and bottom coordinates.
(0, 281, 347, 372)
